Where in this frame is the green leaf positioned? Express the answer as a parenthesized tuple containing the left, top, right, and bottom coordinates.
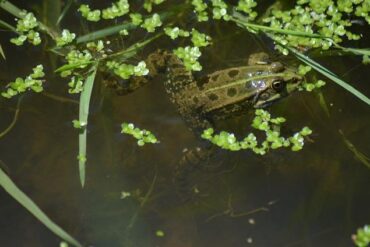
(78, 65, 98, 187)
(56, 0, 74, 25)
(289, 47, 370, 106)
(0, 43, 5, 60)
(0, 166, 82, 247)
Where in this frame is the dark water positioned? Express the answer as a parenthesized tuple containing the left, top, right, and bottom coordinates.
(1, 1, 370, 247)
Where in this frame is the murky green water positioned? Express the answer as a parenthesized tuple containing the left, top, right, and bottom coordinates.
(1, 1, 370, 247)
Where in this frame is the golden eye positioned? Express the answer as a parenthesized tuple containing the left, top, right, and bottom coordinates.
(272, 80, 284, 91)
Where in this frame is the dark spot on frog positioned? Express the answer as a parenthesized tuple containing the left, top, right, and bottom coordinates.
(227, 88, 237, 97)
(211, 74, 219, 81)
(196, 75, 210, 90)
(228, 69, 239, 78)
(193, 96, 199, 104)
(208, 93, 219, 101)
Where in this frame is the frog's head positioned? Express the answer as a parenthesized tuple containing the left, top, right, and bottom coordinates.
(251, 62, 303, 108)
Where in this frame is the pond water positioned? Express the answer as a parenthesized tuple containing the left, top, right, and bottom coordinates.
(1, 1, 370, 247)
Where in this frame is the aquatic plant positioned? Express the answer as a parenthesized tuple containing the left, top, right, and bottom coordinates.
(201, 109, 312, 154)
(353, 225, 370, 247)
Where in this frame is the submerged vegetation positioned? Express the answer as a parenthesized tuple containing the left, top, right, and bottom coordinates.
(0, 0, 370, 246)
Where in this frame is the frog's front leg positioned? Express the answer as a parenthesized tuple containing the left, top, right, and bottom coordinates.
(247, 52, 270, 65)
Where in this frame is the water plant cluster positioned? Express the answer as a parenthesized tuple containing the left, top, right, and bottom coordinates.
(121, 122, 159, 146)
(1, 65, 44, 98)
(353, 225, 370, 247)
(201, 109, 312, 154)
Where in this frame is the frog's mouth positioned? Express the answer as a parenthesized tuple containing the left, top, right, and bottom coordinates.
(252, 88, 284, 108)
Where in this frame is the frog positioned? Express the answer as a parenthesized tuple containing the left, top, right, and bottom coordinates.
(104, 50, 303, 198)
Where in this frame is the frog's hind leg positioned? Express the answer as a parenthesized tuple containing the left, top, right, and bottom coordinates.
(174, 144, 217, 201)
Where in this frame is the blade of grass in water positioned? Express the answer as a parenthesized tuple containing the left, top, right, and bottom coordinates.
(78, 65, 97, 187)
(0, 0, 23, 18)
(289, 47, 370, 106)
(339, 130, 370, 169)
(0, 166, 82, 247)
(0, 19, 16, 32)
(56, 0, 74, 25)
(0, 43, 5, 59)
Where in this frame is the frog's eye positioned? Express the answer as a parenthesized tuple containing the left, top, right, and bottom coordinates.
(272, 80, 284, 91)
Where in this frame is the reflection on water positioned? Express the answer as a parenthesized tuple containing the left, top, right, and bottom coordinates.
(1, 3, 370, 247)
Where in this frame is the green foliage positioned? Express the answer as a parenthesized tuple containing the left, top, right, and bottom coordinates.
(144, 0, 165, 13)
(141, 13, 162, 32)
(191, 29, 211, 47)
(102, 0, 130, 19)
(212, 0, 230, 21)
(192, 0, 209, 22)
(130, 13, 143, 26)
(262, 0, 368, 53)
(353, 225, 370, 247)
(10, 11, 41, 46)
(164, 26, 190, 40)
(55, 29, 76, 47)
(121, 123, 159, 146)
(236, 0, 257, 20)
(78, 4, 101, 22)
(78, 0, 130, 21)
(106, 61, 149, 79)
(173, 46, 202, 71)
(0, 167, 82, 247)
(60, 49, 93, 77)
(1, 65, 44, 98)
(202, 109, 312, 154)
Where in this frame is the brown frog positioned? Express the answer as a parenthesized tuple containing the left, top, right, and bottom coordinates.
(105, 50, 303, 197)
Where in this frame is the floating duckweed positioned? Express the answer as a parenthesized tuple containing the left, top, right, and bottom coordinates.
(191, 0, 209, 22)
(56, 29, 76, 47)
(10, 11, 41, 46)
(68, 76, 84, 94)
(262, 1, 368, 51)
(121, 123, 159, 146)
(144, 0, 165, 13)
(173, 46, 202, 71)
(106, 61, 149, 79)
(201, 109, 312, 154)
(102, 0, 130, 19)
(79, 0, 130, 21)
(78, 4, 101, 22)
(129, 13, 143, 26)
(1, 65, 44, 98)
(212, 0, 230, 21)
(155, 230, 165, 237)
(164, 26, 190, 40)
(353, 225, 370, 247)
(141, 13, 162, 32)
(72, 119, 87, 129)
(191, 29, 212, 47)
(236, 0, 257, 20)
(86, 40, 105, 52)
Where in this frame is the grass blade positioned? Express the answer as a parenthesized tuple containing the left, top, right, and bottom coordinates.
(0, 166, 82, 247)
(56, 0, 74, 25)
(339, 130, 370, 169)
(0, 0, 23, 18)
(76, 22, 136, 44)
(78, 65, 98, 187)
(0, 43, 5, 59)
(0, 19, 16, 32)
(289, 48, 370, 106)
